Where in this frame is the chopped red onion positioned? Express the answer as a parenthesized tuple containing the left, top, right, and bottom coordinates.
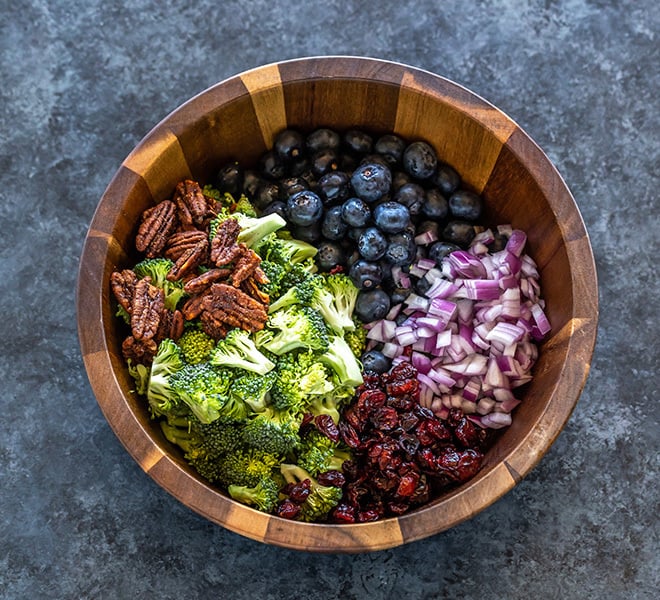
(414, 230, 439, 245)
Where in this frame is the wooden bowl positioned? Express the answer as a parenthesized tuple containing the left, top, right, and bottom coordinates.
(77, 56, 598, 552)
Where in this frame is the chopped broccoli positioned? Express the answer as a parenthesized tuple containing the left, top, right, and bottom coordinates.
(344, 316, 368, 358)
(319, 334, 364, 388)
(258, 260, 287, 299)
(241, 407, 302, 456)
(169, 362, 233, 424)
(280, 464, 343, 522)
(127, 360, 150, 396)
(145, 339, 186, 416)
(133, 258, 186, 311)
(210, 328, 276, 375)
(209, 211, 286, 249)
(116, 303, 131, 325)
(255, 234, 318, 266)
(217, 448, 281, 488)
(177, 328, 216, 364)
(233, 195, 258, 217)
(255, 305, 329, 355)
(296, 430, 351, 477)
(202, 184, 224, 203)
(230, 370, 276, 413)
(228, 477, 280, 513)
(267, 272, 357, 334)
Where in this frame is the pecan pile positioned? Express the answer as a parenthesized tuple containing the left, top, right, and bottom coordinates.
(110, 179, 271, 364)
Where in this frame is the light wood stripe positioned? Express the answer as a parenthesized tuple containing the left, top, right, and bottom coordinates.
(123, 129, 192, 201)
(241, 64, 287, 150)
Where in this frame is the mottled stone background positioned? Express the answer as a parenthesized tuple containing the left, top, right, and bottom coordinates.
(0, 1, 657, 598)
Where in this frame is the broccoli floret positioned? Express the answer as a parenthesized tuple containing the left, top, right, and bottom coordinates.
(177, 328, 216, 364)
(267, 273, 356, 335)
(145, 339, 186, 416)
(230, 370, 276, 413)
(210, 328, 276, 375)
(202, 184, 224, 203)
(319, 334, 364, 388)
(241, 407, 302, 456)
(258, 260, 288, 299)
(228, 477, 280, 513)
(255, 305, 329, 355)
(127, 360, 150, 396)
(296, 430, 351, 477)
(255, 234, 318, 266)
(116, 304, 131, 325)
(133, 258, 186, 311)
(233, 195, 258, 217)
(280, 464, 343, 522)
(169, 362, 233, 424)
(217, 448, 281, 488)
(344, 316, 368, 358)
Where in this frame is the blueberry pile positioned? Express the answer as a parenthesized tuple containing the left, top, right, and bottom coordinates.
(214, 127, 495, 347)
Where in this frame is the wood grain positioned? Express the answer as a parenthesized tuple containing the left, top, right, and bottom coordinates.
(77, 56, 598, 552)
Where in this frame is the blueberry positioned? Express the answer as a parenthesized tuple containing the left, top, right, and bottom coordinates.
(422, 188, 449, 220)
(317, 170, 351, 205)
(215, 162, 243, 196)
(389, 286, 411, 305)
(393, 183, 425, 216)
(286, 190, 324, 226)
(254, 182, 281, 209)
(260, 200, 288, 220)
(347, 226, 367, 242)
(391, 170, 412, 191)
(291, 222, 323, 244)
(402, 141, 437, 180)
(429, 241, 460, 264)
(321, 205, 348, 241)
(344, 129, 373, 155)
(448, 190, 483, 221)
(431, 162, 461, 196)
(442, 220, 476, 247)
(258, 149, 287, 180)
(274, 129, 305, 162)
(278, 176, 309, 201)
(349, 259, 383, 290)
(341, 197, 371, 228)
(373, 201, 411, 234)
(414, 277, 432, 296)
(311, 149, 340, 178)
(374, 134, 406, 166)
(316, 240, 345, 271)
(361, 350, 391, 374)
(242, 169, 265, 198)
(306, 128, 341, 153)
(384, 231, 416, 265)
(488, 232, 509, 252)
(357, 227, 388, 261)
(416, 220, 440, 239)
(350, 162, 392, 203)
(355, 289, 391, 322)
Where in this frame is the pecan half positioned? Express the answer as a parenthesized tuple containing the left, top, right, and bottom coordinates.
(230, 244, 262, 287)
(130, 278, 165, 340)
(240, 277, 270, 305)
(110, 269, 138, 314)
(201, 283, 268, 334)
(183, 268, 232, 295)
(122, 335, 158, 365)
(167, 237, 209, 281)
(135, 200, 178, 258)
(210, 218, 242, 266)
(174, 179, 212, 229)
(156, 309, 185, 342)
(164, 230, 208, 261)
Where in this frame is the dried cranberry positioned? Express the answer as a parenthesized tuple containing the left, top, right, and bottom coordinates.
(358, 509, 381, 522)
(339, 421, 362, 449)
(330, 503, 356, 524)
(280, 482, 296, 496)
(346, 482, 369, 505)
(399, 411, 419, 432)
(276, 499, 301, 519)
(298, 412, 315, 436)
(395, 472, 420, 498)
(370, 406, 399, 431)
(454, 417, 479, 449)
(452, 448, 483, 481)
(387, 361, 417, 381)
(288, 479, 312, 504)
(342, 459, 360, 481)
(387, 501, 411, 515)
(398, 433, 420, 456)
(386, 395, 415, 411)
(413, 404, 435, 419)
(360, 373, 382, 389)
(386, 378, 419, 397)
(314, 414, 340, 442)
(317, 470, 346, 488)
(342, 406, 362, 430)
(447, 407, 464, 427)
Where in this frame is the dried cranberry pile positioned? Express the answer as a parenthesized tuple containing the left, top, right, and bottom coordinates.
(331, 363, 490, 522)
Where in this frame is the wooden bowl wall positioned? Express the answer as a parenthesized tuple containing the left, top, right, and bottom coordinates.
(77, 56, 598, 552)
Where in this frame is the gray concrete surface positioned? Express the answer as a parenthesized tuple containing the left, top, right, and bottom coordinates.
(1, 1, 658, 598)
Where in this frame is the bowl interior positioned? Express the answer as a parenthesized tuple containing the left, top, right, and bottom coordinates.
(77, 57, 598, 552)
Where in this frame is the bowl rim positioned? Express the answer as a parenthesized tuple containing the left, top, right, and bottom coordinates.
(77, 55, 598, 552)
